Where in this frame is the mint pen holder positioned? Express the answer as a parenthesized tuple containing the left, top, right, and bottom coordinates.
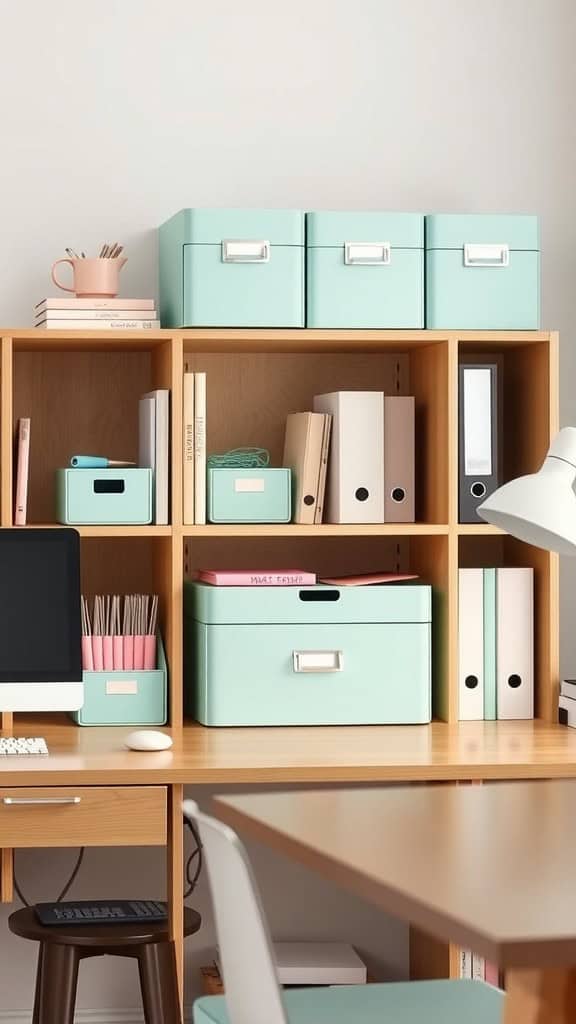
(71, 635, 168, 727)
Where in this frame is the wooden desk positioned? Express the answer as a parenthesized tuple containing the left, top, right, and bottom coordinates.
(216, 781, 576, 1023)
(3, 718, 576, 1020)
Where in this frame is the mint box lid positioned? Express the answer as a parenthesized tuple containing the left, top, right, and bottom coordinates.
(426, 213, 539, 251)
(186, 581, 432, 626)
(171, 208, 304, 246)
(307, 211, 424, 249)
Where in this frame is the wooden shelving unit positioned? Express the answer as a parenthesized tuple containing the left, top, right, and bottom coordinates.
(0, 326, 561, 986)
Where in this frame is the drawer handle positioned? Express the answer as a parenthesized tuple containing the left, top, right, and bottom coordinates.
(463, 243, 509, 267)
(345, 241, 391, 265)
(2, 797, 81, 806)
(293, 650, 343, 673)
(222, 239, 270, 263)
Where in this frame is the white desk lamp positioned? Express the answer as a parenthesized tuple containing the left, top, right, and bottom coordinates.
(478, 427, 576, 555)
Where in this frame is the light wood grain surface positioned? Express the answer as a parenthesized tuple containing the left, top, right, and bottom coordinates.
(0, 719, 571, 786)
(215, 780, 576, 968)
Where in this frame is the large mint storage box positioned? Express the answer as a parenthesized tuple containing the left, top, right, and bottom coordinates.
(306, 212, 424, 328)
(184, 582, 432, 726)
(159, 208, 304, 327)
(71, 636, 168, 727)
(56, 468, 153, 525)
(426, 214, 540, 329)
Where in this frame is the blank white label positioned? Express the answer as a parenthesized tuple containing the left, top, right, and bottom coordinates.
(464, 368, 492, 476)
(106, 680, 138, 695)
(235, 478, 265, 493)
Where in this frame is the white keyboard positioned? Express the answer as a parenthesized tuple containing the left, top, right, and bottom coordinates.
(0, 737, 48, 755)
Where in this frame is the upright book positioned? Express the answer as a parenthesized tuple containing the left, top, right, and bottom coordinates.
(139, 390, 170, 525)
(496, 567, 534, 719)
(183, 372, 195, 524)
(313, 391, 384, 523)
(282, 412, 330, 524)
(383, 395, 415, 522)
(14, 418, 31, 526)
(458, 568, 484, 720)
(459, 363, 499, 522)
(194, 373, 207, 526)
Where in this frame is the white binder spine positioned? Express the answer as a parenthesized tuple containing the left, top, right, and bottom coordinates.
(313, 391, 384, 523)
(458, 568, 484, 720)
(496, 568, 534, 719)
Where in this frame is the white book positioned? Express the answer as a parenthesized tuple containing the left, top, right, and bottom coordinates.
(35, 297, 155, 312)
(141, 390, 170, 525)
(472, 954, 485, 981)
(35, 308, 156, 321)
(14, 418, 30, 526)
(194, 373, 207, 525)
(138, 397, 156, 518)
(312, 391, 384, 523)
(183, 372, 195, 525)
(458, 568, 484, 720)
(460, 949, 473, 979)
(496, 568, 534, 719)
(36, 318, 160, 330)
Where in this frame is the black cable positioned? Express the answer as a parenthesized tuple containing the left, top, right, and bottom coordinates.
(184, 816, 203, 899)
(14, 847, 85, 908)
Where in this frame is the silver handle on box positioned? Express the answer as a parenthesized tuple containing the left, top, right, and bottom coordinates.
(292, 650, 343, 673)
(345, 241, 391, 265)
(222, 239, 270, 263)
(2, 797, 81, 806)
(464, 243, 509, 267)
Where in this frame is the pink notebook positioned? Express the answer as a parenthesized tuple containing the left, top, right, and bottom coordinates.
(198, 570, 316, 587)
(319, 572, 419, 586)
(14, 418, 31, 526)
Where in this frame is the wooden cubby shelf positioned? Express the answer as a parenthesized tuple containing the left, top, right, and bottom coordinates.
(0, 328, 559, 738)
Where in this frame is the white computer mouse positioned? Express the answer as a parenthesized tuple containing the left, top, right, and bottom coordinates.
(124, 730, 173, 752)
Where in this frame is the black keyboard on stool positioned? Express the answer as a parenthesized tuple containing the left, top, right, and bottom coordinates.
(35, 900, 168, 926)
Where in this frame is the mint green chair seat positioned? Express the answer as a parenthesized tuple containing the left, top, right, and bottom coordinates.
(183, 800, 503, 1024)
(195, 978, 502, 1023)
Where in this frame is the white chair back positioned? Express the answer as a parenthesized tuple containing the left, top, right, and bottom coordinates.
(183, 800, 288, 1024)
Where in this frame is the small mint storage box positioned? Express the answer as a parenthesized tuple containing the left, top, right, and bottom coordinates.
(207, 468, 291, 524)
(426, 214, 540, 329)
(184, 582, 432, 726)
(159, 208, 304, 327)
(306, 211, 424, 328)
(56, 468, 153, 525)
(71, 637, 167, 727)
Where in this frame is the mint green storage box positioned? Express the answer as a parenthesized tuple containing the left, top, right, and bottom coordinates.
(71, 636, 167, 726)
(426, 214, 540, 328)
(207, 468, 291, 524)
(56, 468, 153, 525)
(159, 208, 304, 327)
(306, 212, 424, 328)
(184, 582, 432, 726)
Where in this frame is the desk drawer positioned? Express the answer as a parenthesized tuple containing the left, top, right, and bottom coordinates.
(0, 787, 167, 847)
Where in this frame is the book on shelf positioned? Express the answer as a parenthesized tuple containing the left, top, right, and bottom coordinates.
(14, 417, 30, 526)
(35, 309, 158, 322)
(459, 948, 472, 979)
(194, 372, 207, 526)
(197, 570, 317, 587)
(36, 318, 160, 330)
(282, 411, 332, 525)
(458, 567, 534, 720)
(472, 953, 485, 982)
(183, 372, 195, 525)
(35, 297, 156, 312)
(319, 572, 418, 586)
(139, 389, 170, 525)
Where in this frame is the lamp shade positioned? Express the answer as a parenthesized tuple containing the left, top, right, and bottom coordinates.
(478, 427, 576, 556)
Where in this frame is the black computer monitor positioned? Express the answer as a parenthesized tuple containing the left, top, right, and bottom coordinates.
(0, 529, 83, 710)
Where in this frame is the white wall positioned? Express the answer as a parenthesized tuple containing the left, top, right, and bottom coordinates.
(0, 0, 575, 1012)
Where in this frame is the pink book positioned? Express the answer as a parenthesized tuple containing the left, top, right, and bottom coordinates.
(484, 961, 500, 987)
(14, 418, 30, 526)
(319, 572, 419, 586)
(198, 570, 317, 587)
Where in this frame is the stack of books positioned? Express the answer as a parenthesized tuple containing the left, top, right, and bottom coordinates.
(34, 298, 160, 330)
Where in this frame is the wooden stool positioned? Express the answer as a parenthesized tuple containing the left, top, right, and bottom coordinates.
(9, 905, 201, 1024)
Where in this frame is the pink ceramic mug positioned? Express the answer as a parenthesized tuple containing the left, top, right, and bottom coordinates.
(51, 256, 127, 298)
